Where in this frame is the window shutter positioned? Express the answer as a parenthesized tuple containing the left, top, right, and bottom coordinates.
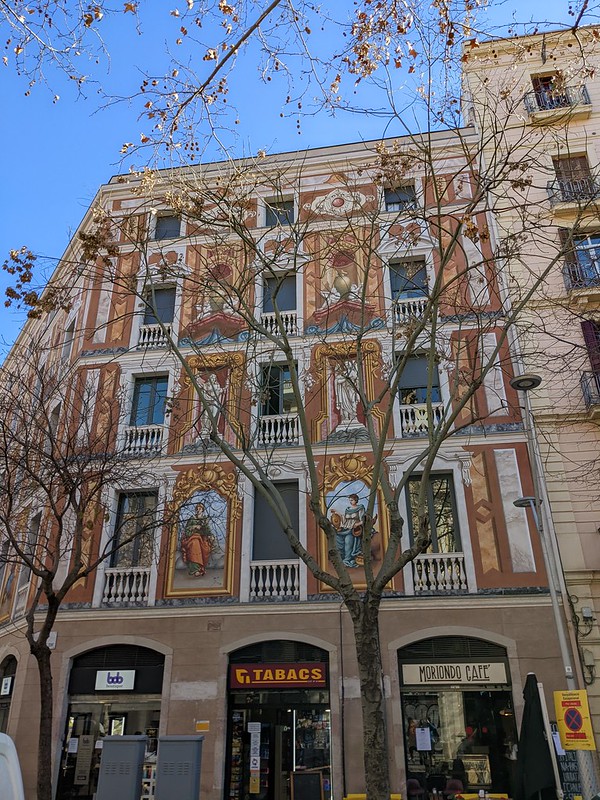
(581, 321, 600, 373)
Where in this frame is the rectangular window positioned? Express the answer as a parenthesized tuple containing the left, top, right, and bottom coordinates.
(130, 376, 169, 426)
(17, 513, 41, 590)
(252, 482, 298, 560)
(384, 185, 417, 213)
(61, 320, 75, 362)
(390, 260, 427, 298)
(553, 155, 591, 182)
(531, 74, 568, 110)
(143, 287, 176, 325)
(263, 274, 297, 312)
(398, 356, 441, 405)
(111, 492, 157, 568)
(406, 475, 459, 553)
(265, 200, 295, 227)
(260, 365, 298, 416)
(581, 321, 600, 373)
(154, 214, 181, 240)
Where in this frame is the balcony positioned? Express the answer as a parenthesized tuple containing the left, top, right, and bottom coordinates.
(102, 566, 151, 605)
(249, 560, 300, 600)
(398, 402, 444, 436)
(137, 322, 172, 349)
(524, 85, 591, 121)
(547, 177, 600, 214)
(257, 413, 301, 446)
(563, 260, 600, 292)
(260, 310, 299, 337)
(412, 552, 469, 593)
(581, 370, 600, 413)
(393, 295, 428, 325)
(122, 425, 165, 455)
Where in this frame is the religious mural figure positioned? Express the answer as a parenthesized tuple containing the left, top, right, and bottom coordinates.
(334, 361, 360, 425)
(197, 372, 225, 440)
(327, 481, 379, 569)
(172, 489, 228, 591)
(180, 502, 216, 577)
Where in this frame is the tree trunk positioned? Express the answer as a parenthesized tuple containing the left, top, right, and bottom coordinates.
(32, 641, 54, 800)
(350, 593, 391, 800)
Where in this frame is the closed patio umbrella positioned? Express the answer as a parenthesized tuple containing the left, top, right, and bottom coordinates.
(515, 673, 558, 800)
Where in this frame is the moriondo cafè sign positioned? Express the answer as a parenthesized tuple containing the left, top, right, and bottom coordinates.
(402, 662, 507, 686)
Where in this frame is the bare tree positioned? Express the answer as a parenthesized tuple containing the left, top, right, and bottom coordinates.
(0, 340, 166, 800)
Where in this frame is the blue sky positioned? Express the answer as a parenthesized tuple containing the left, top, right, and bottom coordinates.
(0, 0, 594, 348)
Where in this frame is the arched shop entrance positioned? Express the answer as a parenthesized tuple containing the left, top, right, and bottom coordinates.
(56, 644, 164, 800)
(0, 654, 17, 732)
(399, 636, 518, 797)
(226, 640, 331, 800)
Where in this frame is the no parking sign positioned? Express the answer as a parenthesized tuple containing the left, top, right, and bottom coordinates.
(554, 690, 597, 751)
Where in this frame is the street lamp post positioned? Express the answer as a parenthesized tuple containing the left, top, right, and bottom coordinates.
(510, 374, 599, 798)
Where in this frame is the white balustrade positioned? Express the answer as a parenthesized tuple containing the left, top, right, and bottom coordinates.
(137, 323, 172, 349)
(123, 425, 164, 455)
(250, 560, 300, 600)
(260, 311, 299, 337)
(257, 414, 301, 446)
(398, 402, 444, 436)
(393, 295, 428, 324)
(102, 566, 151, 605)
(412, 552, 468, 593)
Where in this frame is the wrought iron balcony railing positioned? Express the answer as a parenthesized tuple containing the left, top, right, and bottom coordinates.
(563, 260, 600, 291)
(581, 371, 600, 408)
(524, 85, 591, 115)
(547, 177, 600, 206)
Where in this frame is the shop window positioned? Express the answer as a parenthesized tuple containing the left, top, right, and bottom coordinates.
(399, 637, 516, 798)
(406, 474, 459, 553)
(397, 356, 441, 405)
(265, 199, 295, 227)
(154, 214, 181, 240)
(260, 364, 298, 416)
(390, 259, 428, 298)
(110, 492, 157, 568)
(0, 655, 17, 733)
(384, 185, 417, 213)
(130, 376, 169, 427)
(263, 274, 297, 312)
(252, 481, 298, 561)
(143, 286, 176, 325)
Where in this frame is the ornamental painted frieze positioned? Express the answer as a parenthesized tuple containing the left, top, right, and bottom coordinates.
(303, 188, 375, 217)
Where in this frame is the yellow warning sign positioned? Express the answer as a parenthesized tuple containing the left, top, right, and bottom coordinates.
(195, 720, 210, 732)
(249, 775, 260, 794)
(554, 690, 597, 751)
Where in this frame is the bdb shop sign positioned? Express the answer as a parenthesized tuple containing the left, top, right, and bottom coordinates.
(94, 670, 136, 691)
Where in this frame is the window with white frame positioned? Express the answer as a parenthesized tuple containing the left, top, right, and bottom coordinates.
(17, 513, 41, 591)
(390, 259, 427, 298)
(384, 185, 417, 213)
(154, 214, 181, 240)
(406, 474, 460, 553)
(260, 364, 298, 416)
(130, 376, 169, 427)
(110, 492, 157, 568)
(252, 482, 298, 560)
(397, 356, 441, 405)
(263, 274, 297, 312)
(143, 286, 176, 325)
(61, 320, 75, 362)
(265, 199, 295, 227)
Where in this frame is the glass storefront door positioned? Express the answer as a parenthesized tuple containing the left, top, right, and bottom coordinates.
(56, 697, 160, 800)
(226, 692, 331, 800)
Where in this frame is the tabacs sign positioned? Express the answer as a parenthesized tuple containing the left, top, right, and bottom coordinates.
(402, 662, 508, 686)
(94, 670, 136, 691)
(230, 663, 327, 689)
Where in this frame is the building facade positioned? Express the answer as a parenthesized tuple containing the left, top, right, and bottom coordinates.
(0, 127, 572, 800)
(463, 26, 600, 739)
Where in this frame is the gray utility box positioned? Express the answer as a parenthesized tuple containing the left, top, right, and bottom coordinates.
(155, 735, 204, 800)
(95, 736, 147, 800)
